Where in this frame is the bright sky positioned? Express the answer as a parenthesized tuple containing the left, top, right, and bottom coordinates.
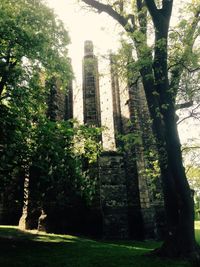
(46, 0, 200, 147)
(46, 0, 120, 79)
(46, 0, 120, 149)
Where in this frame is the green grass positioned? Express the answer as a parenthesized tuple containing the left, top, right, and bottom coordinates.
(1, 224, 199, 267)
(195, 221, 200, 243)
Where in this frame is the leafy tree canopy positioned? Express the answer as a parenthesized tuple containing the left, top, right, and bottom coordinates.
(0, 0, 72, 99)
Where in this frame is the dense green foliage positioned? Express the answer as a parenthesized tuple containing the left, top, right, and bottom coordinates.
(0, 0, 72, 98)
(0, 0, 102, 225)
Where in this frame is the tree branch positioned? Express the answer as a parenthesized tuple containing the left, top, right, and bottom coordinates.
(176, 101, 193, 110)
(136, 0, 147, 35)
(162, 0, 173, 17)
(177, 103, 200, 124)
(81, 0, 131, 31)
(169, 5, 200, 97)
(145, 0, 173, 29)
(182, 146, 200, 152)
(144, 0, 159, 20)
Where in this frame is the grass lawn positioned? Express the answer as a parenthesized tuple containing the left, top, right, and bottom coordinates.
(195, 221, 200, 242)
(0, 222, 199, 267)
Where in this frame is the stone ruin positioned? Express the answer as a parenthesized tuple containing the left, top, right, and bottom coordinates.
(81, 40, 166, 240)
(1, 40, 166, 240)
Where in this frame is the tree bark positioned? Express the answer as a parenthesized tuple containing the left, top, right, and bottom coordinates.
(143, 0, 200, 259)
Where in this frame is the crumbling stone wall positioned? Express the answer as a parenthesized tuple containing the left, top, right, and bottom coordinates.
(110, 54, 166, 239)
(9, 40, 166, 240)
(46, 77, 66, 121)
(99, 152, 129, 239)
(65, 78, 73, 120)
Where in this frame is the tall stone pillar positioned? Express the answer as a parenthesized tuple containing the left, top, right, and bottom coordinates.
(99, 152, 129, 239)
(82, 41, 101, 127)
(46, 77, 66, 121)
(81, 41, 103, 237)
(127, 84, 155, 238)
(129, 84, 166, 239)
(110, 54, 123, 139)
(65, 78, 73, 120)
(110, 54, 166, 239)
(110, 55, 144, 239)
(65, 59, 73, 121)
(82, 43, 130, 239)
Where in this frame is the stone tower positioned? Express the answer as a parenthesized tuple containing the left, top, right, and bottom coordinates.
(110, 54, 123, 139)
(65, 78, 73, 120)
(82, 41, 101, 127)
(82, 42, 129, 239)
(110, 55, 145, 239)
(109, 53, 166, 239)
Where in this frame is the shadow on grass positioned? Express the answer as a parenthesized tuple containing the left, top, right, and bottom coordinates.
(0, 226, 190, 267)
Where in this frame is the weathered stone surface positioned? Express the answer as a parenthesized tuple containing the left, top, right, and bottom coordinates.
(82, 41, 101, 128)
(7, 41, 167, 242)
(103, 213, 129, 239)
(109, 54, 166, 240)
(65, 77, 73, 120)
(99, 153, 129, 239)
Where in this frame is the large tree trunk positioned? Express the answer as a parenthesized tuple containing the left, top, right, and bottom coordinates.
(134, 35, 199, 257)
(141, 3, 200, 257)
(158, 108, 199, 257)
(159, 124, 196, 257)
(141, 71, 200, 259)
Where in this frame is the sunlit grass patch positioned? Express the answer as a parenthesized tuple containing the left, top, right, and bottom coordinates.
(0, 225, 190, 267)
(195, 220, 200, 243)
(0, 225, 81, 243)
(195, 221, 200, 229)
(28, 230, 80, 243)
